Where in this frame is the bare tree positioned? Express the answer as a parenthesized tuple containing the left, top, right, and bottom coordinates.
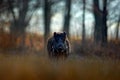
(93, 0, 102, 44)
(82, 0, 86, 43)
(107, 0, 120, 40)
(63, 0, 71, 38)
(44, 0, 51, 45)
(44, 0, 63, 42)
(102, 0, 107, 44)
(116, 14, 120, 40)
(7, 0, 40, 48)
(93, 0, 108, 45)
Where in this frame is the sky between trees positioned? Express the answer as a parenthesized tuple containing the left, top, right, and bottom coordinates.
(26, 0, 119, 39)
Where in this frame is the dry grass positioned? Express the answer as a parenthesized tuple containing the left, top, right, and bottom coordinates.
(0, 32, 44, 51)
(0, 54, 120, 80)
(0, 32, 120, 80)
(72, 39, 120, 59)
(0, 32, 16, 49)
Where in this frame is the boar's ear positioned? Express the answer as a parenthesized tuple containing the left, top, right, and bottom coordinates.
(63, 32, 66, 38)
(54, 32, 57, 37)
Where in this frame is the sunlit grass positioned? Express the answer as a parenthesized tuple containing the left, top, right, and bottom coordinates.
(0, 32, 120, 80)
(0, 54, 120, 80)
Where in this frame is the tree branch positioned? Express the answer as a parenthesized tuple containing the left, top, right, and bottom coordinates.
(7, 0, 16, 23)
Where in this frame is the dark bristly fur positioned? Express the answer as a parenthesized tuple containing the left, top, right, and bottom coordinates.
(47, 32, 70, 58)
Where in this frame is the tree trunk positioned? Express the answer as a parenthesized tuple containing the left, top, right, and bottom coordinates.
(116, 14, 120, 40)
(63, 0, 71, 39)
(8, 0, 39, 50)
(8, 0, 29, 49)
(93, 0, 103, 44)
(44, 0, 51, 51)
(93, 0, 108, 45)
(82, 0, 86, 43)
(10, 22, 27, 49)
(9, 0, 28, 34)
(102, 0, 108, 44)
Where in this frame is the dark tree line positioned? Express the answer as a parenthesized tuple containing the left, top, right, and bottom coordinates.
(0, 0, 120, 49)
(0, 0, 41, 48)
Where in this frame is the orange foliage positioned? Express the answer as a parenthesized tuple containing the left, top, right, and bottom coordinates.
(0, 32, 44, 50)
(24, 33, 44, 50)
(0, 32, 16, 49)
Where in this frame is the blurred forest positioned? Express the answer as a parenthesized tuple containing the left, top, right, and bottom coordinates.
(0, 0, 120, 80)
(0, 0, 120, 56)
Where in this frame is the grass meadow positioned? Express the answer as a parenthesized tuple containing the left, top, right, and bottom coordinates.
(0, 32, 120, 80)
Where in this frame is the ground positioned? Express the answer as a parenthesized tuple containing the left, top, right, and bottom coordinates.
(0, 54, 120, 80)
(0, 33, 120, 80)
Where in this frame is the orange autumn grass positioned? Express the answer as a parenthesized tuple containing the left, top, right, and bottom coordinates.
(0, 32, 120, 80)
(0, 54, 120, 80)
(0, 32, 44, 50)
